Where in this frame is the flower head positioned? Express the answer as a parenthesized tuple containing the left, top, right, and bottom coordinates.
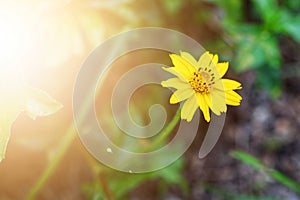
(161, 51, 242, 122)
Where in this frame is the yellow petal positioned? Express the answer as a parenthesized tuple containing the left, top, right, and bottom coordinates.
(222, 79, 242, 90)
(225, 90, 242, 106)
(211, 90, 227, 113)
(169, 54, 196, 79)
(198, 51, 212, 69)
(216, 62, 229, 78)
(161, 78, 189, 90)
(204, 93, 220, 116)
(208, 53, 218, 65)
(226, 98, 241, 106)
(225, 91, 241, 106)
(180, 51, 198, 67)
(162, 67, 186, 81)
(170, 88, 194, 104)
(181, 95, 198, 122)
(226, 90, 242, 101)
(196, 93, 210, 122)
(211, 79, 225, 91)
(225, 95, 241, 104)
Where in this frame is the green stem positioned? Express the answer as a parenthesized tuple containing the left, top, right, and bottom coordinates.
(146, 108, 181, 151)
(26, 124, 76, 200)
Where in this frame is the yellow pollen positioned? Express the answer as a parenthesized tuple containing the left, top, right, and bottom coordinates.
(189, 72, 209, 93)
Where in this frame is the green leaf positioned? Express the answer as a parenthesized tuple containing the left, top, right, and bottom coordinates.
(107, 158, 186, 198)
(25, 87, 63, 120)
(205, 0, 243, 23)
(269, 170, 300, 193)
(256, 66, 282, 98)
(259, 33, 281, 68)
(231, 25, 281, 73)
(234, 41, 265, 72)
(85, 158, 187, 199)
(232, 150, 300, 193)
(0, 81, 24, 161)
(262, 6, 300, 43)
(251, 0, 278, 23)
(0, 82, 63, 162)
(283, 0, 300, 12)
(108, 172, 150, 199)
(231, 151, 265, 170)
(281, 15, 300, 43)
(150, 158, 188, 193)
(234, 33, 266, 72)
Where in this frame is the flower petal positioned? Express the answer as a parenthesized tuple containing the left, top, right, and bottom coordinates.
(180, 51, 198, 67)
(226, 97, 241, 106)
(162, 67, 186, 81)
(161, 78, 189, 90)
(225, 95, 241, 105)
(225, 90, 242, 106)
(181, 95, 198, 122)
(208, 53, 218, 66)
(210, 90, 227, 113)
(204, 93, 221, 116)
(212, 79, 225, 91)
(216, 62, 229, 78)
(198, 51, 212, 70)
(170, 88, 194, 104)
(222, 79, 242, 90)
(169, 54, 197, 78)
(196, 93, 210, 122)
(226, 90, 242, 100)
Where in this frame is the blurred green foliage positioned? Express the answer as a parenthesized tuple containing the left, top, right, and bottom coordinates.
(202, 183, 282, 200)
(207, 0, 300, 97)
(97, 0, 300, 97)
(82, 158, 188, 199)
(231, 150, 300, 193)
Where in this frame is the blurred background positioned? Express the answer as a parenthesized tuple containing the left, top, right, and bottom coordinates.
(0, 0, 300, 199)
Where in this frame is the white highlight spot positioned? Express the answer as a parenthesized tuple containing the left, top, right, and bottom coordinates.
(106, 148, 113, 154)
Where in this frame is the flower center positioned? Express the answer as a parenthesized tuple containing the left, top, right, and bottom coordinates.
(189, 72, 209, 93)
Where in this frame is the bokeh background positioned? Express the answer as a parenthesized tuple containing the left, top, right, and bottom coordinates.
(0, 0, 300, 199)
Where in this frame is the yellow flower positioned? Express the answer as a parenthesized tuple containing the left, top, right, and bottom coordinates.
(161, 51, 242, 122)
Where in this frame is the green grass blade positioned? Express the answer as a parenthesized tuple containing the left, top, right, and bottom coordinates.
(231, 150, 300, 193)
